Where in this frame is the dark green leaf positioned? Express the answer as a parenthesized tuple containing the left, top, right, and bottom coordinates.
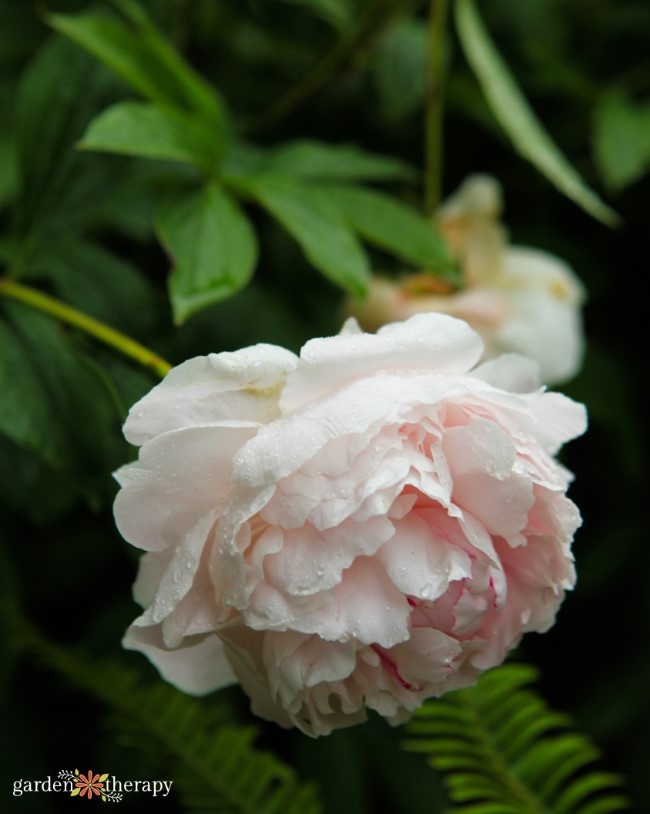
(374, 19, 428, 122)
(404, 663, 629, 814)
(234, 174, 370, 296)
(455, 0, 619, 227)
(48, 4, 223, 130)
(0, 435, 76, 523)
(156, 184, 258, 324)
(25, 239, 159, 337)
(262, 139, 416, 182)
(593, 90, 650, 191)
(79, 101, 220, 172)
(275, 0, 353, 30)
(0, 304, 125, 505)
(314, 184, 454, 275)
(12, 36, 126, 265)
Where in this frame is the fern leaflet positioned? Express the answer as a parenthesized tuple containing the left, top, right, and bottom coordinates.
(15, 615, 322, 814)
(402, 663, 628, 814)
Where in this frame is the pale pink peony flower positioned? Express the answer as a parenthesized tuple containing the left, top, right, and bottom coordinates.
(348, 175, 586, 386)
(114, 314, 586, 736)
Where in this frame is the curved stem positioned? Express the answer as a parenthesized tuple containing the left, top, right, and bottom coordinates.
(0, 278, 172, 378)
(424, 0, 449, 215)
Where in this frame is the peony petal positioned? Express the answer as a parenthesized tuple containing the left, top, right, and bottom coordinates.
(234, 374, 468, 488)
(471, 353, 540, 393)
(134, 510, 217, 626)
(122, 625, 236, 695)
(263, 515, 395, 596)
(377, 513, 472, 601)
(444, 419, 517, 481)
(123, 345, 297, 445)
(280, 313, 483, 413)
(528, 391, 588, 454)
(114, 425, 256, 551)
(453, 471, 534, 538)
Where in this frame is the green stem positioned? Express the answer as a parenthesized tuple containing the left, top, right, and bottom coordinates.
(424, 0, 449, 215)
(0, 278, 172, 378)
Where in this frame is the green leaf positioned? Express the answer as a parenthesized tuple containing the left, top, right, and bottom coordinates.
(314, 185, 455, 276)
(156, 185, 258, 324)
(48, 3, 223, 130)
(0, 304, 125, 505)
(11, 36, 126, 266)
(79, 101, 220, 172)
(25, 239, 158, 338)
(0, 435, 76, 523)
(455, 0, 619, 227)
(403, 663, 630, 814)
(374, 19, 428, 122)
(275, 0, 354, 30)
(593, 90, 650, 191)
(234, 174, 370, 297)
(16, 618, 323, 814)
(262, 139, 416, 182)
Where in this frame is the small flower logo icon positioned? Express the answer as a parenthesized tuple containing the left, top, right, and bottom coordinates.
(71, 770, 109, 799)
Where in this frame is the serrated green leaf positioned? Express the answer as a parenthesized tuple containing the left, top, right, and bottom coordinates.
(314, 184, 454, 276)
(263, 139, 416, 182)
(156, 184, 258, 323)
(593, 90, 650, 191)
(233, 174, 370, 297)
(79, 101, 220, 172)
(455, 0, 619, 226)
(48, 4, 222, 130)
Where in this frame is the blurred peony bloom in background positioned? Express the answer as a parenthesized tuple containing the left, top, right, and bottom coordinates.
(348, 175, 586, 386)
(114, 314, 586, 736)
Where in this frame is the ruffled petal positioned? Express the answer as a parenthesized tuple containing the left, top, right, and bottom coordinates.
(280, 313, 483, 413)
(124, 345, 297, 445)
(122, 625, 236, 695)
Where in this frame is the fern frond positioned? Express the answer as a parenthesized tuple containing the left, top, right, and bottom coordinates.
(403, 663, 629, 814)
(16, 616, 322, 814)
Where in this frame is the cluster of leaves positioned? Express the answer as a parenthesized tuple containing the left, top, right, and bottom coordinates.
(403, 664, 628, 814)
(5, 609, 321, 814)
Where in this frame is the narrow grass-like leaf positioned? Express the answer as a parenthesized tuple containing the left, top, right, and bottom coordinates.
(455, 0, 619, 226)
